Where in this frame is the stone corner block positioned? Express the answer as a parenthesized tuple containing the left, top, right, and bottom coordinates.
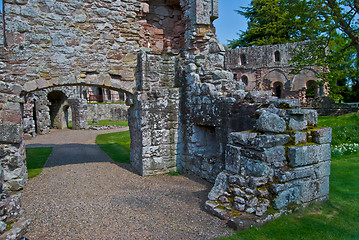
(255, 112, 286, 133)
(313, 127, 332, 144)
(225, 145, 241, 174)
(288, 144, 331, 167)
(273, 187, 300, 210)
(208, 171, 229, 201)
(228, 131, 257, 146)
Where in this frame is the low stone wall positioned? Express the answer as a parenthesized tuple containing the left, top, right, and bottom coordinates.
(87, 104, 129, 122)
(302, 97, 358, 116)
(205, 100, 332, 229)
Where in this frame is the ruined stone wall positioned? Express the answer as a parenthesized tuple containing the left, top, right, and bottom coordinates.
(178, 40, 249, 182)
(302, 96, 359, 116)
(23, 86, 82, 137)
(205, 98, 332, 230)
(87, 103, 129, 122)
(226, 42, 328, 102)
(0, 13, 3, 46)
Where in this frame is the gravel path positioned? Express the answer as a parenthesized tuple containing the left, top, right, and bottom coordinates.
(22, 129, 233, 239)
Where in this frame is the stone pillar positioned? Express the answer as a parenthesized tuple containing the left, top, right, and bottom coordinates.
(129, 51, 180, 176)
(68, 98, 88, 130)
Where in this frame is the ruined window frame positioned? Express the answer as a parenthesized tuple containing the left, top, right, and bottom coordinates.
(274, 51, 281, 62)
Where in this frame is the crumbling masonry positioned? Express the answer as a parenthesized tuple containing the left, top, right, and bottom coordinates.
(0, 0, 331, 238)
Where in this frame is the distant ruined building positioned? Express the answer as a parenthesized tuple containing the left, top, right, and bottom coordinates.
(0, 0, 332, 238)
(226, 42, 328, 103)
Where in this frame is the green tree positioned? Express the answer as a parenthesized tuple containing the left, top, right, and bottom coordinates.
(228, 0, 327, 48)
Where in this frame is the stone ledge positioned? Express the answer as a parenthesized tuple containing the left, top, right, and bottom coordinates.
(0, 218, 30, 240)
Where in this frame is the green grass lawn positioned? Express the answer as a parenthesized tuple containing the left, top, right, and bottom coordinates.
(26, 147, 53, 179)
(95, 130, 131, 164)
(88, 120, 128, 127)
(318, 113, 359, 145)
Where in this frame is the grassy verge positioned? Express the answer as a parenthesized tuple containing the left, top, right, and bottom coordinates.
(26, 147, 53, 179)
(88, 120, 128, 127)
(318, 113, 359, 146)
(318, 113, 359, 157)
(95, 130, 130, 164)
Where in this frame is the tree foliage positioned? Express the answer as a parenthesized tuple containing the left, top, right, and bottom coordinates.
(229, 0, 359, 101)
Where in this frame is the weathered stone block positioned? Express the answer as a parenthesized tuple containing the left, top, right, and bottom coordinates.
(315, 161, 331, 178)
(7, 178, 25, 191)
(243, 159, 271, 177)
(299, 177, 329, 203)
(208, 171, 229, 200)
(205, 200, 231, 220)
(276, 166, 315, 183)
(228, 175, 247, 186)
(272, 99, 300, 108)
(212, 70, 233, 80)
(251, 134, 290, 148)
(273, 187, 300, 209)
(288, 118, 307, 131)
(263, 146, 286, 164)
(0, 124, 22, 144)
(291, 131, 307, 145)
(228, 131, 257, 146)
(225, 145, 242, 174)
(245, 91, 273, 102)
(255, 112, 286, 133)
(313, 127, 332, 144)
(288, 144, 331, 167)
(303, 109, 318, 126)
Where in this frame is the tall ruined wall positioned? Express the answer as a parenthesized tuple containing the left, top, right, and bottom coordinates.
(3, 0, 146, 93)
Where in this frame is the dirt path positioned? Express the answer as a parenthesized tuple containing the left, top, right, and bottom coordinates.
(22, 129, 233, 239)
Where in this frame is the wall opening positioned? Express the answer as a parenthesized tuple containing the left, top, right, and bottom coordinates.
(306, 80, 316, 98)
(192, 125, 217, 159)
(274, 51, 281, 62)
(240, 54, 247, 65)
(47, 91, 69, 129)
(273, 82, 283, 98)
(241, 75, 248, 86)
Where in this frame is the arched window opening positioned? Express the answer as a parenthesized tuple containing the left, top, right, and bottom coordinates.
(306, 80, 316, 98)
(273, 82, 283, 98)
(240, 54, 247, 65)
(274, 51, 281, 62)
(241, 75, 248, 86)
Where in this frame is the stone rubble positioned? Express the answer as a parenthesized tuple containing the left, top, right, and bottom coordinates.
(205, 98, 331, 229)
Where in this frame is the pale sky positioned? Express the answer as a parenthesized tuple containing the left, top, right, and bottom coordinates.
(214, 0, 252, 45)
(0, 0, 251, 46)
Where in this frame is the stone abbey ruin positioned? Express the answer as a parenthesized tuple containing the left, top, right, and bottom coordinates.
(0, 0, 332, 238)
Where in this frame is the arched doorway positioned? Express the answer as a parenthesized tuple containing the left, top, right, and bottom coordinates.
(47, 91, 70, 129)
(306, 80, 316, 99)
(273, 82, 283, 98)
(241, 75, 248, 86)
